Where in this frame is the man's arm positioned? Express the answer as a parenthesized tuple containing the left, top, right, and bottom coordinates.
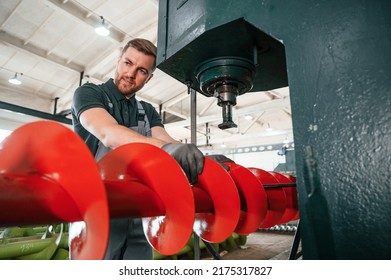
(80, 107, 167, 149)
(80, 106, 204, 184)
(151, 126, 180, 144)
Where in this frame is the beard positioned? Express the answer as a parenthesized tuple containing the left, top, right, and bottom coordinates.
(114, 73, 143, 98)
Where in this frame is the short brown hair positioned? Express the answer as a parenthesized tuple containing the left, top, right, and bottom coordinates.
(121, 38, 157, 71)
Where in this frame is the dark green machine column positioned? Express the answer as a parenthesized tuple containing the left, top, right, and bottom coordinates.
(157, 0, 391, 259)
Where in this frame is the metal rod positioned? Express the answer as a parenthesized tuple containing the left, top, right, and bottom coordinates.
(190, 86, 197, 144)
(263, 183, 297, 188)
(288, 220, 301, 260)
(204, 241, 222, 260)
(53, 97, 59, 115)
(188, 83, 201, 260)
(106, 183, 214, 218)
(79, 71, 84, 86)
(0, 101, 72, 125)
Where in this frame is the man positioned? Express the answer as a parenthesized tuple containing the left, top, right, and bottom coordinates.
(71, 38, 204, 259)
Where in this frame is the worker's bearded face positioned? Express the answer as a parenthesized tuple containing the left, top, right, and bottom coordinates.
(114, 47, 154, 98)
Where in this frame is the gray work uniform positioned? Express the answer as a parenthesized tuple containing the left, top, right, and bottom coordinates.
(98, 100, 152, 260)
(71, 79, 164, 260)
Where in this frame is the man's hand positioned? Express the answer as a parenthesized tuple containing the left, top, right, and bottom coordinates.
(162, 143, 205, 184)
(206, 154, 234, 171)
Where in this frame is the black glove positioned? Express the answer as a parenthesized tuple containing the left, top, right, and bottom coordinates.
(162, 143, 205, 184)
(206, 154, 234, 171)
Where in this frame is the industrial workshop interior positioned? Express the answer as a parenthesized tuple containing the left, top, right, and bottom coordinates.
(0, 0, 390, 263)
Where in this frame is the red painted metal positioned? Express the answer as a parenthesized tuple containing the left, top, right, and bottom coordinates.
(192, 186, 214, 213)
(283, 174, 300, 220)
(0, 121, 299, 259)
(0, 121, 109, 260)
(270, 172, 298, 224)
(99, 151, 242, 246)
(225, 162, 268, 234)
(97, 143, 195, 256)
(193, 158, 241, 243)
(247, 168, 287, 229)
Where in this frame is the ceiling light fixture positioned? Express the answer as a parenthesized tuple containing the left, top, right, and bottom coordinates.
(265, 123, 273, 132)
(95, 16, 110, 36)
(244, 114, 253, 120)
(8, 72, 22, 85)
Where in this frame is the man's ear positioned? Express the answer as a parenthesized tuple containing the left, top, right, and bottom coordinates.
(146, 73, 154, 83)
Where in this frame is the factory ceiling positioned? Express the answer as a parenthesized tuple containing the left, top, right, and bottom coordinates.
(0, 0, 293, 151)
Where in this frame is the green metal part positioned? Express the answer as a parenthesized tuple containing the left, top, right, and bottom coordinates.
(157, 0, 391, 259)
(157, 13, 288, 95)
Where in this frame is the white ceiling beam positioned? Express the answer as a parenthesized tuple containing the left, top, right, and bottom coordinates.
(46, 0, 126, 43)
(282, 108, 292, 117)
(199, 99, 216, 116)
(66, 36, 101, 65)
(24, 12, 55, 47)
(266, 90, 283, 99)
(86, 0, 107, 17)
(129, 20, 157, 40)
(0, 1, 22, 29)
(47, 24, 78, 56)
(163, 108, 188, 120)
(240, 112, 264, 134)
(0, 30, 84, 72)
(0, 84, 51, 102)
(162, 90, 188, 108)
(83, 45, 122, 79)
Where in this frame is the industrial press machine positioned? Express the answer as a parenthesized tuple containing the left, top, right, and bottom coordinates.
(156, 0, 391, 259)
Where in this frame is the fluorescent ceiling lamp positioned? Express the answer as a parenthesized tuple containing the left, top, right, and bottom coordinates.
(8, 73, 22, 85)
(95, 16, 110, 36)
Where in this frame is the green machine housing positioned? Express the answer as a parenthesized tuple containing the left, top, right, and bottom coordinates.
(157, 2, 288, 129)
(156, 0, 391, 259)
